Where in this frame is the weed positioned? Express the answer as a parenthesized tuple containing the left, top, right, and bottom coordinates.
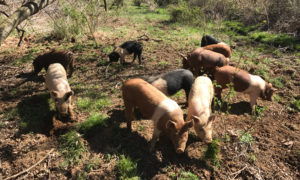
(239, 132, 253, 145)
(0, 122, 4, 128)
(137, 125, 144, 131)
(252, 105, 266, 119)
(59, 130, 86, 166)
(71, 42, 85, 52)
(204, 139, 220, 167)
(171, 91, 183, 98)
(77, 97, 92, 112)
(249, 152, 256, 163)
(116, 155, 140, 180)
(273, 94, 281, 102)
(102, 45, 114, 55)
(157, 61, 169, 68)
(13, 47, 42, 66)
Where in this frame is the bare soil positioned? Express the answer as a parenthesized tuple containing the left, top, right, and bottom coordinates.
(0, 7, 300, 180)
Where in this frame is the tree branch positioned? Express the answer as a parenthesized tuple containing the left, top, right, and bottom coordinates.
(0, 0, 57, 45)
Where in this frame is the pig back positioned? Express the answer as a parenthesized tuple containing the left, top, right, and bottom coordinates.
(215, 66, 251, 92)
(45, 63, 69, 93)
(122, 78, 168, 118)
(203, 44, 231, 58)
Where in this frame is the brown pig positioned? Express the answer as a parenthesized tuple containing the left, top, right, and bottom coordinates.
(186, 76, 215, 143)
(202, 43, 232, 58)
(214, 66, 277, 110)
(45, 63, 74, 120)
(122, 78, 194, 154)
(182, 48, 229, 77)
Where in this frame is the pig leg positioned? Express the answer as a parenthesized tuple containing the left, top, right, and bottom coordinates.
(149, 126, 161, 152)
(138, 53, 142, 64)
(249, 93, 259, 113)
(132, 53, 137, 63)
(124, 101, 135, 131)
(68, 106, 75, 121)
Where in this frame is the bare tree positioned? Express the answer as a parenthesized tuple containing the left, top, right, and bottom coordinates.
(0, 0, 56, 45)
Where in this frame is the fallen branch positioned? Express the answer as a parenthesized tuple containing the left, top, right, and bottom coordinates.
(137, 33, 162, 42)
(4, 148, 55, 180)
(230, 164, 248, 179)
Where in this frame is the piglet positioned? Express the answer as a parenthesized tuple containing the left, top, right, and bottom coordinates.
(182, 48, 229, 77)
(146, 69, 194, 102)
(186, 76, 215, 143)
(122, 78, 193, 154)
(214, 66, 277, 110)
(45, 63, 74, 120)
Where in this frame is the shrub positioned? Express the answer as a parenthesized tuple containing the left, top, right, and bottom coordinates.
(169, 1, 203, 25)
(155, 0, 179, 7)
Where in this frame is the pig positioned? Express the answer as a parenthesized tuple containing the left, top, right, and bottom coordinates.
(45, 63, 74, 120)
(108, 41, 143, 64)
(214, 66, 277, 110)
(201, 35, 220, 47)
(186, 76, 215, 143)
(145, 69, 194, 102)
(182, 48, 229, 77)
(122, 78, 194, 154)
(33, 50, 74, 77)
(203, 44, 232, 58)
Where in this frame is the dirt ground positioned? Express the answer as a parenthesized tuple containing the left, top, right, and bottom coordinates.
(0, 3, 300, 180)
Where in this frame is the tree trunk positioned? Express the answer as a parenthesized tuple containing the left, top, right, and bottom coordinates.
(0, 0, 56, 45)
(103, 0, 107, 11)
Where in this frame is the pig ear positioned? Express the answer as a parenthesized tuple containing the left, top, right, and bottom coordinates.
(192, 115, 200, 123)
(166, 121, 176, 130)
(50, 91, 59, 98)
(181, 120, 194, 133)
(64, 91, 74, 101)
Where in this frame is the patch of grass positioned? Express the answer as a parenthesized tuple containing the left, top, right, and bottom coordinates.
(271, 77, 285, 89)
(77, 112, 108, 134)
(273, 94, 281, 102)
(224, 21, 257, 36)
(13, 46, 42, 66)
(171, 91, 183, 98)
(76, 94, 111, 112)
(0, 122, 4, 128)
(251, 31, 298, 48)
(157, 61, 169, 68)
(59, 130, 87, 166)
(179, 171, 200, 180)
(116, 155, 140, 180)
(3, 108, 19, 121)
(71, 42, 85, 52)
(102, 45, 114, 55)
(291, 99, 300, 112)
(77, 97, 92, 111)
(204, 139, 220, 167)
(254, 65, 270, 81)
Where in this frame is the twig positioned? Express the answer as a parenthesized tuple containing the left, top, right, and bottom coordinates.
(105, 63, 111, 78)
(230, 164, 248, 179)
(16, 27, 25, 47)
(137, 33, 162, 42)
(4, 148, 55, 180)
(0, 10, 9, 17)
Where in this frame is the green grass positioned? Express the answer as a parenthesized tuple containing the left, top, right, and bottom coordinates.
(179, 171, 200, 180)
(204, 139, 220, 167)
(59, 130, 87, 166)
(76, 95, 111, 112)
(77, 112, 108, 134)
(291, 99, 300, 112)
(271, 77, 285, 89)
(13, 46, 42, 66)
(116, 155, 140, 180)
(239, 132, 253, 145)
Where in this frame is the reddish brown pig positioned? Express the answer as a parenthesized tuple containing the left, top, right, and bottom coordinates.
(33, 50, 74, 77)
(214, 66, 277, 110)
(186, 76, 215, 143)
(182, 48, 229, 77)
(45, 63, 74, 120)
(122, 78, 193, 154)
(202, 43, 232, 58)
